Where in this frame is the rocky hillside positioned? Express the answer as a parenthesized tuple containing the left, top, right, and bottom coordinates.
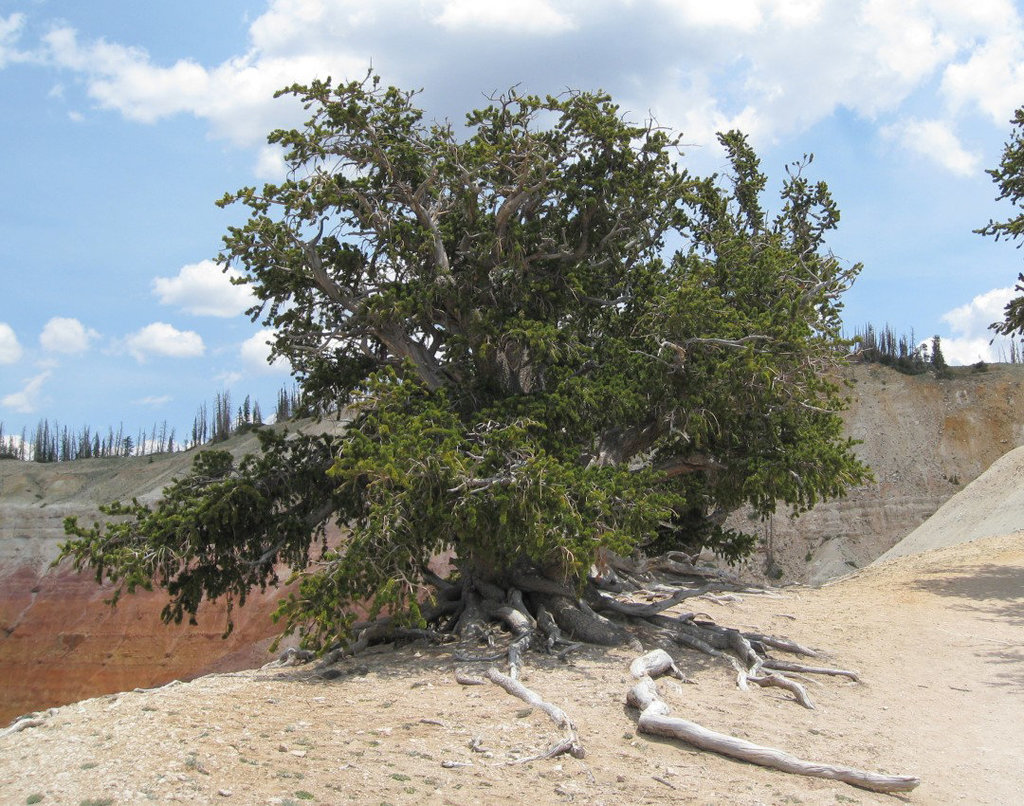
(0, 428, 304, 725)
(731, 362, 1024, 584)
(876, 442, 1024, 562)
(2, 362, 1023, 724)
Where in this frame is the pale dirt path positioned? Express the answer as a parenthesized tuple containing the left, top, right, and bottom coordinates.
(1, 533, 1021, 805)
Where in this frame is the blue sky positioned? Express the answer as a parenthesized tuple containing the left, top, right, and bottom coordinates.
(1, 0, 1023, 446)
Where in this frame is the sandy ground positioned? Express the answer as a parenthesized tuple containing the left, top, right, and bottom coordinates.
(1, 531, 1020, 805)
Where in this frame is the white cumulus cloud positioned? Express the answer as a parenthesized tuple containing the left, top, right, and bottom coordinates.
(254, 144, 289, 181)
(17, 0, 1024, 177)
(433, 0, 576, 34)
(39, 316, 99, 354)
(769, 0, 825, 27)
(942, 30, 1024, 124)
(939, 285, 1019, 364)
(0, 12, 28, 69)
(40, 19, 347, 148)
(2, 371, 50, 414)
(942, 285, 1018, 336)
(938, 337, 997, 365)
(0, 322, 23, 364)
(124, 323, 205, 362)
(152, 260, 256, 317)
(240, 329, 291, 374)
(655, 0, 764, 32)
(880, 117, 981, 177)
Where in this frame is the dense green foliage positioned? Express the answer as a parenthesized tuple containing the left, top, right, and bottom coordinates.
(62, 76, 869, 650)
(980, 106, 1024, 338)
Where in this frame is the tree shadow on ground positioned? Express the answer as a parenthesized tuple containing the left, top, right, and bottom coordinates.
(267, 635, 726, 690)
(911, 563, 1024, 625)
(912, 563, 1024, 690)
(979, 645, 1024, 692)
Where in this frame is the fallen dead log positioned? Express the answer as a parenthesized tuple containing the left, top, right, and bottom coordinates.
(627, 650, 920, 795)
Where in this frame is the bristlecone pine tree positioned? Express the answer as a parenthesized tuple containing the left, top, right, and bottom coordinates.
(60, 80, 908, 781)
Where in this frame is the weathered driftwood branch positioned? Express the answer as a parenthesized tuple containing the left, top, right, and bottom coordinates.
(761, 658, 860, 682)
(627, 650, 919, 794)
(747, 672, 815, 709)
(484, 667, 585, 760)
(0, 708, 57, 739)
(744, 632, 820, 657)
(0, 717, 45, 738)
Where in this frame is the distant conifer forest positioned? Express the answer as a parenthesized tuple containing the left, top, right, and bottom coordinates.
(0, 385, 304, 462)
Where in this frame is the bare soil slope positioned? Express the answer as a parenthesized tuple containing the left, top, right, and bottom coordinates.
(733, 362, 1024, 584)
(877, 443, 1024, 562)
(1, 531, 1020, 805)
(0, 430, 301, 724)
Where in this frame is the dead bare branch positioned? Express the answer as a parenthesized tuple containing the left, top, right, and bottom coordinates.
(484, 667, 585, 760)
(627, 650, 920, 794)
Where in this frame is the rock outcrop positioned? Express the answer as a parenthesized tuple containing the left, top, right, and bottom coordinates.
(732, 362, 1024, 584)
(875, 443, 1024, 562)
(0, 431, 300, 725)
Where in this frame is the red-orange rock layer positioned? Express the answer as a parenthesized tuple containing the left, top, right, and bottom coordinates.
(0, 564, 290, 724)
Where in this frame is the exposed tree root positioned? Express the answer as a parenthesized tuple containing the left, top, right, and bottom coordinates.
(317, 600, 462, 667)
(627, 650, 920, 794)
(747, 672, 815, 709)
(0, 710, 56, 739)
(131, 679, 184, 693)
(508, 735, 582, 764)
(533, 591, 633, 647)
(266, 648, 317, 668)
(315, 557, 849, 712)
(483, 667, 585, 760)
(744, 632, 821, 657)
(454, 670, 486, 686)
(761, 658, 860, 682)
(299, 553, 919, 787)
(589, 586, 709, 617)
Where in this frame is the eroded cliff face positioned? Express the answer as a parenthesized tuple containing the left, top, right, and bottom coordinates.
(731, 363, 1024, 584)
(0, 433, 300, 724)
